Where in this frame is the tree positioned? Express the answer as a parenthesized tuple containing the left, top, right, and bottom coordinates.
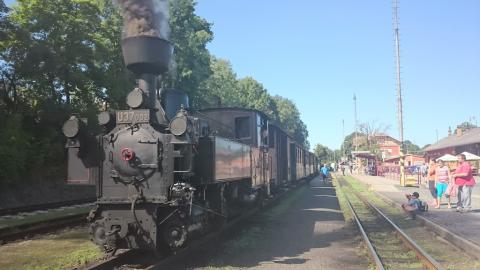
(167, 0, 213, 108)
(236, 77, 277, 118)
(272, 95, 309, 148)
(341, 131, 365, 157)
(457, 121, 477, 131)
(403, 140, 420, 154)
(0, 0, 130, 184)
(358, 121, 390, 150)
(203, 56, 240, 107)
(314, 144, 332, 163)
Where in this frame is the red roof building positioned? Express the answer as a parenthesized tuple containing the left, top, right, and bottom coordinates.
(374, 134, 401, 159)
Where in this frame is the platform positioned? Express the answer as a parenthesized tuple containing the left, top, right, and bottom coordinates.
(160, 176, 368, 269)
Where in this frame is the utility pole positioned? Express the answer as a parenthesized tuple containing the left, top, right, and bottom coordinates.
(353, 94, 358, 151)
(342, 119, 345, 157)
(393, 0, 405, 186)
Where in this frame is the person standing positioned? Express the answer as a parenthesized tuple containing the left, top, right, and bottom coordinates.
(434, 160, 450, 208)
(452, 154, 476, 212)
(321, 164, 330, 183)
(445, 167, 458, 209)
(427, 159, 438, 207)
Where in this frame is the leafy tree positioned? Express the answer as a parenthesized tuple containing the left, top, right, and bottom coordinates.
(314, 144, 332, 163)
(403, 140, 420, 153)
(0, 0, 129, 184)
(313, 144, 342, 164)
(167, 0, 213, 107)
(272, 95, 309, 148)
(341, 131, 365, 157)
(236, 77, 277, 118)
(203, 56, 241, 107)
(457, 121, 477, 131)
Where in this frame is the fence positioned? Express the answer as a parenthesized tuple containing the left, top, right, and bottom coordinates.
(376, 165, 426, 186)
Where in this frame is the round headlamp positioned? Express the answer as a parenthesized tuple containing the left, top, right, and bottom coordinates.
(126, 88, 144, 109)
(170, 116, 188, 136)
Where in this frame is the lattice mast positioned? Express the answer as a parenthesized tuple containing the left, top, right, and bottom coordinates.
(393, 0, 404, 145)
(393, 0, 406, 185)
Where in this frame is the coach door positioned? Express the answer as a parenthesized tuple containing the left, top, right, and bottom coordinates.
(251, 114, 271, 194)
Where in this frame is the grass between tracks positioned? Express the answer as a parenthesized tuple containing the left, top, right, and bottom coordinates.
(0, 206, 91, 230)
(341, 175, 480, 270)
(333, 176, 377, 270)
(0, 226, 102, 270)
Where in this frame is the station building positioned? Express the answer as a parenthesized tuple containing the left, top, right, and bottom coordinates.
(424, 127, 480, 162)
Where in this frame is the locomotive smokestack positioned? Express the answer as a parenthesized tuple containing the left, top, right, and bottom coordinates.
(116, 0, 173, 109)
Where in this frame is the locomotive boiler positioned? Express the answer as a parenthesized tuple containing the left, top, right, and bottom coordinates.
(62, 34, 319, 253)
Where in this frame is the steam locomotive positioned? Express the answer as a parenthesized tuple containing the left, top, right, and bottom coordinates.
(62, 35, 318, 252)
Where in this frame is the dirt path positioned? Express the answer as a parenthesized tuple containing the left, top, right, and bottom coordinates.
(164, 177, 368, 270)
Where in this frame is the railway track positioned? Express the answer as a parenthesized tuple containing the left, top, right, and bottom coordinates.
(0, 199, 95, 243)
(338, 178, 446, 270)
(0, 213, 88, 243)
(77, 180, 309, 270)
(0, 198, 96, 217)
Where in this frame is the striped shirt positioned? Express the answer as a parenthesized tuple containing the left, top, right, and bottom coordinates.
(435, 166, 449, 183)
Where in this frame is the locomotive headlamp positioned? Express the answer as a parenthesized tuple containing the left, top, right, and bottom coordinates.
(170, 116, 188, 136)
(62, 116, 83, 138)
(126, 88, 144, 109)
(98, 111, 114, 126)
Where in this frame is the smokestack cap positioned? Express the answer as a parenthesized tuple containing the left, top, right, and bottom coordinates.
(122, 36, 173, 74)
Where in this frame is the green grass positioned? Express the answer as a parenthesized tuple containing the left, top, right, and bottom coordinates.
(0, 206, 91, 231)
(0, 226, 102, 270)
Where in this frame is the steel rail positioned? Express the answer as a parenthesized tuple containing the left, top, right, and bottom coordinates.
(76, 180, 310, 270)
(0, 213, 88, 243)
(345, 198, 385, 270)
(357, 193, 446, 270)
(338, 177, 446, 270)
(0, 198, 96, 217)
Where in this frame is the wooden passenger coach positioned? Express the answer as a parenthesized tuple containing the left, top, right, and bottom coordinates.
(197, 107, 318, 193)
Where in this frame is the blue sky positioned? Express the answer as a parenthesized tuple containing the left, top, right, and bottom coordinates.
(5, 0, 480, 150)
(196, 0, 480, 150)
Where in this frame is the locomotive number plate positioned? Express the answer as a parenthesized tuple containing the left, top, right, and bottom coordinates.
(116, 110, 150, 124)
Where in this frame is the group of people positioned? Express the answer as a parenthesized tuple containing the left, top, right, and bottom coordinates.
(426, 153, 476, 212)
(403, 153, 476, 219)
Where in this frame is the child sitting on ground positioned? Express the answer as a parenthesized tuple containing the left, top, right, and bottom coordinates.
(402, 192, 420, 220)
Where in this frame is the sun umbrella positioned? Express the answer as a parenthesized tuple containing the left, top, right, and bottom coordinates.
(436, 154, 458, 162)
(461, 152, 480, 161)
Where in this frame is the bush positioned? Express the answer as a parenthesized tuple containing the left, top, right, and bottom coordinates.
(0, 114, 30, 184)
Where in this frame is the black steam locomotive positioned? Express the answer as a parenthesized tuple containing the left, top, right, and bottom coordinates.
(62, 35, 318, 252)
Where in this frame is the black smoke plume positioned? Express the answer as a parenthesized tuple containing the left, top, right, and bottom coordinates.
(115, 0, 170, 39)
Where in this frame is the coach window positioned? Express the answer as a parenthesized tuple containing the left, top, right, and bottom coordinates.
(235, 116, 251, 139)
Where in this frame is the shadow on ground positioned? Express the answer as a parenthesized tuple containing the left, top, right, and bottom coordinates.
(160, 178, 365, 269)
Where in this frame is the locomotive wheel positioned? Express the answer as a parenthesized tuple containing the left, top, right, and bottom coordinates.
(90, 219, 112, 252)
(162, 217, 187, 250)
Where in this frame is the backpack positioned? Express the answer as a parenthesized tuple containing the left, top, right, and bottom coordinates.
(418, 200, 428, 212)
